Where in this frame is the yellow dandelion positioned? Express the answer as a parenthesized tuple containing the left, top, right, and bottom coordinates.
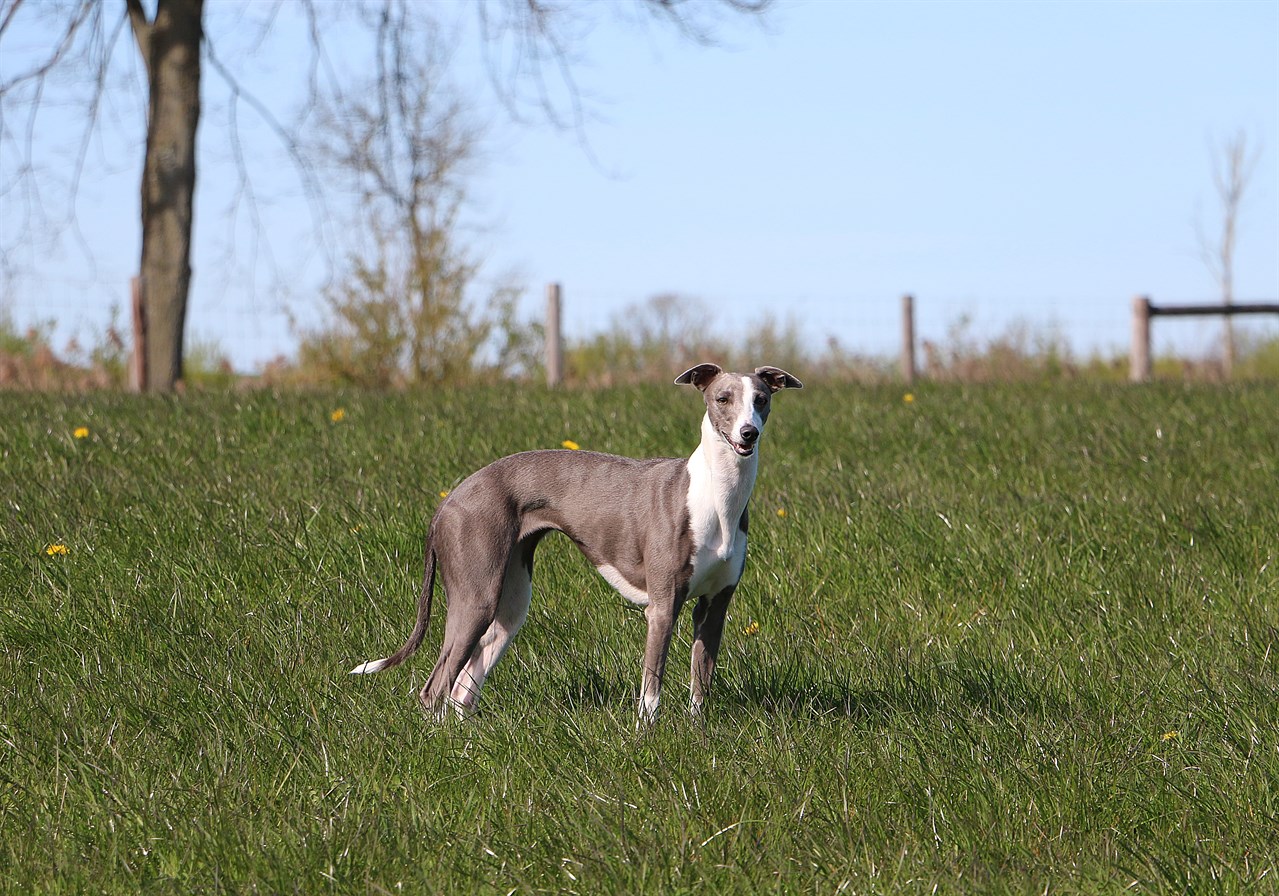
(903, 393, 915, 404)
(1161, 730, 1179, 742)
(439, 490, 450, 499)
(45, 543, 69, 557)
(330, 408, 346, 423)
(561, 440, 580, 450)
(742, 620, 760, 636)
(73, 427, 90, 439)
(776, 508, 787, 518)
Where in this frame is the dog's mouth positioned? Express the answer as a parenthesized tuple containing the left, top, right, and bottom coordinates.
(722, 432, 755, 457)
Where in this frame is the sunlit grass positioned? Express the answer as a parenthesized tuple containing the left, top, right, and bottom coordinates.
(1, 382, 1275, 893)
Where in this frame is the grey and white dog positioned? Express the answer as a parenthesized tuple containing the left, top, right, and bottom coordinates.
(350, 363, 802, 721)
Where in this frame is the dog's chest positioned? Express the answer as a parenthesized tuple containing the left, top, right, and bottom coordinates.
(686, 529, 745, 599)
(683, 453, 752, 598)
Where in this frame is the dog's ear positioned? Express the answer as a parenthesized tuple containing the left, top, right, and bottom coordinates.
(674, 363, 723, 392)
(755, 366, 803, 393)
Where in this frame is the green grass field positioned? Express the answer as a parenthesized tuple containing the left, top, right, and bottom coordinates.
(2, 382, 1276, 894)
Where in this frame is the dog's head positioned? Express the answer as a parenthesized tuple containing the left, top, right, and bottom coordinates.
(675, 363, 803, 457)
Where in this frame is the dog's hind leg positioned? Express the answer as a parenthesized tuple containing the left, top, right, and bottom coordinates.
(417, 532, 510, 716)
(419, 594, 498, 716)
(447, 544, 534, 712)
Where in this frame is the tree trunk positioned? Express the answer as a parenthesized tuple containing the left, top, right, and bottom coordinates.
(136, 0, 203, 392)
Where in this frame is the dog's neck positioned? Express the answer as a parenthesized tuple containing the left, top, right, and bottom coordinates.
(687, 413, 759, 559)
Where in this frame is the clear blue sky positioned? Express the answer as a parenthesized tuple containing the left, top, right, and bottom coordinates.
(2, 0, 1276, 370)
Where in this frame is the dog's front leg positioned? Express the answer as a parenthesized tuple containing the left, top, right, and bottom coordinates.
(638, 588, 685, 725)
(689, 585, 735, 716)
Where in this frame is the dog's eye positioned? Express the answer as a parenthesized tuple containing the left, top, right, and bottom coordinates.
(715, 394, 730, 404)
(754, 394, 767, 407)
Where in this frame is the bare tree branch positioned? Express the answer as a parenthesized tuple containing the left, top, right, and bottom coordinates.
(0, 0, 26, 39)
(202, 34, 335, 283)
(124, 0, 151, 73)
(0, 1, 97, 95)
(470, 0, 770, 175)
(0, 1, 122, 281)
(476, 0, 594, 132)
(1197, 129, 1263, 376)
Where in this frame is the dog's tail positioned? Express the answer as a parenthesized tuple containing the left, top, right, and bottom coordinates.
(349, 544, 437, 675)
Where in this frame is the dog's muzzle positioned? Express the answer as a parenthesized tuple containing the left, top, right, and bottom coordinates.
(723, 425, 758, 457)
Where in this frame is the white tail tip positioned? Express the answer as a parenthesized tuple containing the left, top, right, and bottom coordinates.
(349, 658, 390, 675)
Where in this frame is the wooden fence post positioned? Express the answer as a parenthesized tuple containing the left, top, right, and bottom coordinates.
(900, 294, 916, 384)
(1130, 295, 1151, 383)
(545, 282, 563, 388)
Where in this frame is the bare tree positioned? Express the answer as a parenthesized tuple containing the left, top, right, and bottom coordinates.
(128, 0, 202, 393)
(296, 17, 509, 386)
(1198, 130, 1262, 378)
(0, 0, 771, 392)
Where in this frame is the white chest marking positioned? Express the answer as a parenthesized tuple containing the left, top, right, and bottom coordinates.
(684, 411, 758, 598)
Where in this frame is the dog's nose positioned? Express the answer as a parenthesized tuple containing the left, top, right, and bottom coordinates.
(739, 424, 759, 444)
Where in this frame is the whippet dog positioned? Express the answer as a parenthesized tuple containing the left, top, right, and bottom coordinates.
(350, 363, 802, 721)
